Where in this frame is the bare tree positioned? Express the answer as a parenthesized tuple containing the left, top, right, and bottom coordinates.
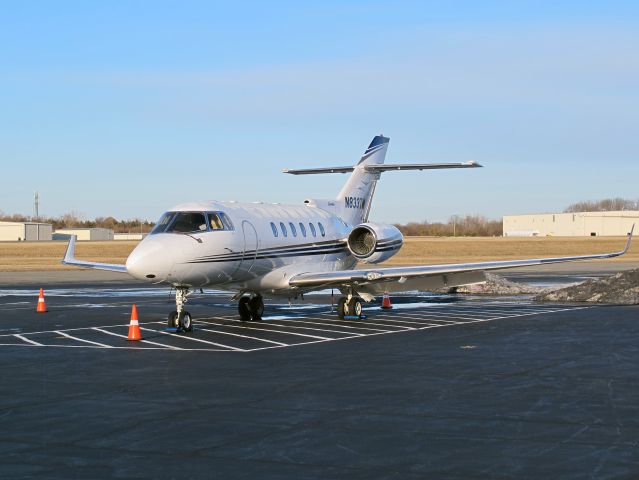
(395, 215, 502, 237)
(564, 198, 637, 213)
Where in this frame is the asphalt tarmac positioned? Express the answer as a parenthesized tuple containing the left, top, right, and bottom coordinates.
(0, 272, 638, 479)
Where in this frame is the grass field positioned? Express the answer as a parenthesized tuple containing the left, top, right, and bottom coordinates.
(0, 236, 636, 272)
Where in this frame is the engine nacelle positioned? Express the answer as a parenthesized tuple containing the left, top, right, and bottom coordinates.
(347, 222, 404, 264)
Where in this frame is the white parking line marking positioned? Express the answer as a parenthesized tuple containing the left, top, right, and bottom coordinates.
(273, 318, 386, 333)
(139, 327, 244, 351)
(394, 310, 499, 321)
(0, 304, 592, 352)
(378, 315, 462, 324)
(259, 321, 368, 336)
(196, 327, 289, 346)
(317, 314, 416, 330)
(54, 330, 113, 348)
(199, 318, 335, 341)
(361, 314, 454, 326)
(92, 328, 184, 350)
(14, 334, 42, 346)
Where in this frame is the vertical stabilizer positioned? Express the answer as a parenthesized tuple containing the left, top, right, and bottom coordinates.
(336, 135, 389, 225)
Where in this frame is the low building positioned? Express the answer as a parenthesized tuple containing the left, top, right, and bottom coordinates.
(113, 233, 145, 241)
(53, 228, 114, 241)
(0, 221, 52, 241)
(503, 211, 639, 237)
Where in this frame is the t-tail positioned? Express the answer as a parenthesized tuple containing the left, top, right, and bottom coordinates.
(282, 134, 483, 225)
(336, 135, 389, 224)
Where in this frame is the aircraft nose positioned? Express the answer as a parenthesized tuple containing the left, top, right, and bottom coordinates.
(126, 236, 175, 282)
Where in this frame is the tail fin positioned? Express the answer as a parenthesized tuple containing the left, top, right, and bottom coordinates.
(337, 135, 389, 225)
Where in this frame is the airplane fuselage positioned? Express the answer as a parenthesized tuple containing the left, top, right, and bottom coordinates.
(125, 200, 358, 296)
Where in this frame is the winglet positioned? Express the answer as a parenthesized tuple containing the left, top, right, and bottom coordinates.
(623, 224, 635, 255)
(62, 235, 77, 265)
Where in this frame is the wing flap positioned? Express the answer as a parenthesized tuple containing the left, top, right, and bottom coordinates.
(61, 235, 128, 273)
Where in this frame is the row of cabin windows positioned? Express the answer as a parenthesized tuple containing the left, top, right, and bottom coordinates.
(270, 221, 326, 238)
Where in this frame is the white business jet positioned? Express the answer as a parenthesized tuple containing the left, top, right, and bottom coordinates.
(63, 135, 633, 331)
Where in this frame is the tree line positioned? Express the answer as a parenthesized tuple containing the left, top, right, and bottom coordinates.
(0, 211, 154, 233)
(1, 197, 636, 237)
(395, 215, 502, 237)
(563, 197, 639, 213)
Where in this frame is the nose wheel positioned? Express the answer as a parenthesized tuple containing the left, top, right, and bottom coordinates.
(169, 287, 193, 332)
(168, 310, 193, 332)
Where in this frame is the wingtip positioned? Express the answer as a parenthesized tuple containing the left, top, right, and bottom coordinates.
(623, 224, 634, 253)
(465, 160, 483, 168)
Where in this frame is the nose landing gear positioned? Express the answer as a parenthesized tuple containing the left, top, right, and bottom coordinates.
(168, 287, 193, 332)
(238, 295, 264, 322)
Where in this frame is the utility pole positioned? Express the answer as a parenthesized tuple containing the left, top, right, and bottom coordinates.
(33, 191, 39, 221)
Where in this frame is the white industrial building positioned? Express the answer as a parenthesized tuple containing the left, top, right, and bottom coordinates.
(113, 233, 145, 241)
(0, 221, 52, 241)
(503, 211, 639, 237)
(53, 228, 114, 241)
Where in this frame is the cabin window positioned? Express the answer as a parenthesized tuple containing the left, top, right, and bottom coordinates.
(270, 222, 278, 237)
(209, 213, 224, 230)
(165, 212, 208, 233)
(318, 222, 326, 237)
(206, 212, 234, 231)
(289, 222, 297, 237)
(309, 223, 317, 237)
(219, 212, 234, 230)
(299, 222, 306, 237)
(280, 222, 288, 237)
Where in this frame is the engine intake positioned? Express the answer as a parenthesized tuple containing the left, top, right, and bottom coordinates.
(347, 223, 403, 264)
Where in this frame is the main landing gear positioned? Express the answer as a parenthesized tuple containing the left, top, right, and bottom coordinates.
(337, 295, 363, 319)
(168, 286, 193, 332)
(238, 295, 264, 322)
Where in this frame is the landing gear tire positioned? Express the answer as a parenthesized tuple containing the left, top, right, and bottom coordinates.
(338, 296, 362, 319)
(348, 298, 363, 317)
(168, 310, 178, 328)
(238, 297, 251, 322)
(179, 311, 193, 332)
(248, 296, 264, 322)
(337, 297, 347, 319)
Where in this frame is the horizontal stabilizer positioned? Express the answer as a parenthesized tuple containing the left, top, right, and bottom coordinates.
(283, 161, 481, 175)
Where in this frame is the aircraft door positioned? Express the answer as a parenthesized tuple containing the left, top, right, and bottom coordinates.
(241, 220, 259, 274)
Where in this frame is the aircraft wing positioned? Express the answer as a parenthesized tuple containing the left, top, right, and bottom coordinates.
(61, 235, 128, 273)
(289, 227, 634, 293)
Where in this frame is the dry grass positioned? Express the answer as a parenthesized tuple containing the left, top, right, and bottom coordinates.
(0, 241, 138, 272)
(0, 236, 636, 272)
(386, 236, 638, 266)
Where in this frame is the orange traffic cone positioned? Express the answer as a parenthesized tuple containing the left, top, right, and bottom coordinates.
(127, 304, 142, 341)
(381, 293, 393, 309)
(36, 288, 47, 313)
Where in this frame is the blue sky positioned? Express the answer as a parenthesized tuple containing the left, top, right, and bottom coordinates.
(1, 1, 638, 224)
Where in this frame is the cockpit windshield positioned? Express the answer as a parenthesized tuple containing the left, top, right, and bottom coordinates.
(150, 211, 234, 235)
(150, 212, 176, 234)
(166, 212, 208, 233)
